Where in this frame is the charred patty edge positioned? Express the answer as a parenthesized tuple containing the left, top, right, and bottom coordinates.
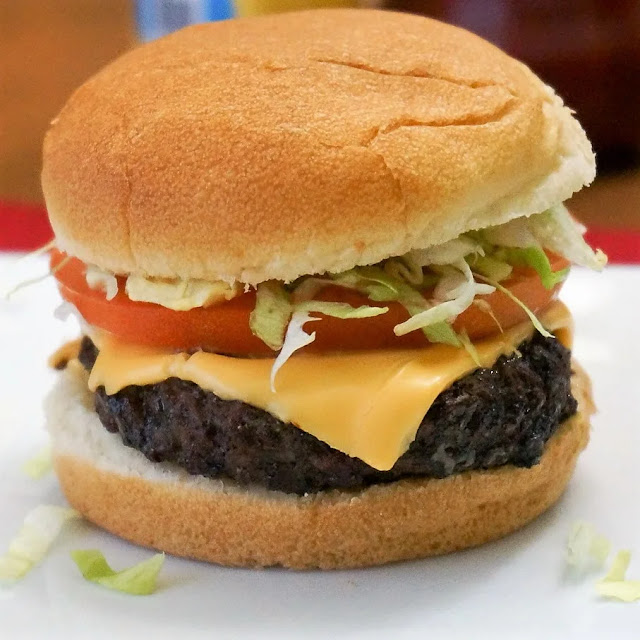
(77, 334, 577, 495)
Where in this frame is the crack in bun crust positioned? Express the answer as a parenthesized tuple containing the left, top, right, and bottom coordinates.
(46, 362, 593, 569)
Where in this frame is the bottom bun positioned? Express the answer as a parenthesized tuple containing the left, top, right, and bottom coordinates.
(46, 361, 593, 570)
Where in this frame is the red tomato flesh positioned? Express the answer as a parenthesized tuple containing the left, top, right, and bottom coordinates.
(51, 249, 568, 355)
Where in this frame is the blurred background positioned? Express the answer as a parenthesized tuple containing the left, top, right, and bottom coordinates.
(2, 0, 640, 250)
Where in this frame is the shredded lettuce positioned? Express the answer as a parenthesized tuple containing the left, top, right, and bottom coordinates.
(5, 269, 59, 300)
(498, 246, 569, 290)
(291, 272, 399, 306)
(390, 261, 494, 360)
(457, 329, 480, 366)
(596, 580, 640, 603)
(408, 236, 482, 266)
(394, 260, 494, 336)
(330, 265, 443, 337)
(0, 505, 80, 581)
(0, 555, 31, 580)
(268, 303, 387, 387)
(602, 550, 632, 582)
(330, 263, 477, 353)
(270, 311, 319, 391)
(3, 241, 59, 300)
(476, 274, 552, 339)
(245, 204, 604, 357)
(483, 216, 538, 248)
(11, 239, 56, 262)
(466, 254, 513, 282)
(53, 301, 76, 322)
(564, 523, 640, 602)
(332, 268, 447, 343)
(528, 205, 607, 270)
(482, 205, 606, 276)
(250, 282, 293, 350)
(290, 277, 331, 303)
(384, 256, 424, 286)
(292, 268, 403, 306)
(389, 283, 460, 346)
(596, 550, 640, 602)
(423, 322, 461, 348)
(566, 521, 611, 573)
(126, 275, 238, 311)
(296, 301, 388, 319)
(22, 445, 53, 479)
(71, 549, 164, 595)
(332, 266, 402, 301)
(86, 265, 118, 301)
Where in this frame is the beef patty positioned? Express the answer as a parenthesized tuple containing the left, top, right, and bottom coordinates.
(78, 334, 577, 495)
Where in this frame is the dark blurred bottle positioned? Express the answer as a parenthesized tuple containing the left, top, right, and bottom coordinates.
(387, 0, 640, 173)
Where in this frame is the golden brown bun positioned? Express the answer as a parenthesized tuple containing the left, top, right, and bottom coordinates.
(42, 9, 594, 285)
(46, 360, 593, 569)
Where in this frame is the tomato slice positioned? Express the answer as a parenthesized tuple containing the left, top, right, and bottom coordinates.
(51, 249, 569, 355)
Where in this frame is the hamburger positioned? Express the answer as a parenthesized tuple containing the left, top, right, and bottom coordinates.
(42, 9, 604, 569)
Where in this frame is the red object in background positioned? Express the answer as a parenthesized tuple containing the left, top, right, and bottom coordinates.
(585, 228, 640, 265)
(0, 201, 639, 263)
(0, 201, 53, 251)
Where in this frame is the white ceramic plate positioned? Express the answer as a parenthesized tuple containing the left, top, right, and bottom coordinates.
(1, 255, 639, 639)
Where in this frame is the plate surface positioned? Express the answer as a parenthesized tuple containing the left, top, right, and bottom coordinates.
(1, 255, 639, 639)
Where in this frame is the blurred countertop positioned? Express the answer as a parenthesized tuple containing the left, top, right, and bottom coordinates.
(1, 1, 639, 231)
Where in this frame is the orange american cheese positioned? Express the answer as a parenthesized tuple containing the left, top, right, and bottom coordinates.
(82, 300, 573, 471)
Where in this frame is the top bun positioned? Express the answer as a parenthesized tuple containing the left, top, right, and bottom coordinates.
(42, 9, 594, 285)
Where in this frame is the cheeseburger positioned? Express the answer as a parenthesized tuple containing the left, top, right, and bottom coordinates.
(43, 9, 604, 569)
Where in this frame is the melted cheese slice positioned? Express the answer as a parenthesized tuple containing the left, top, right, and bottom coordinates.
(87, 301, 572, 471)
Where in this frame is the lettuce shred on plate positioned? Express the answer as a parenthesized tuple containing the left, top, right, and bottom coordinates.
(251, 205, 605, 387)
(566, 521, 611, 574)
(21, 445, 53, 479)
(0, 505, 80, 581)
(70, 549, 164, 595)
(596, 550, 640, 603)
(566, 522, 640, 603)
